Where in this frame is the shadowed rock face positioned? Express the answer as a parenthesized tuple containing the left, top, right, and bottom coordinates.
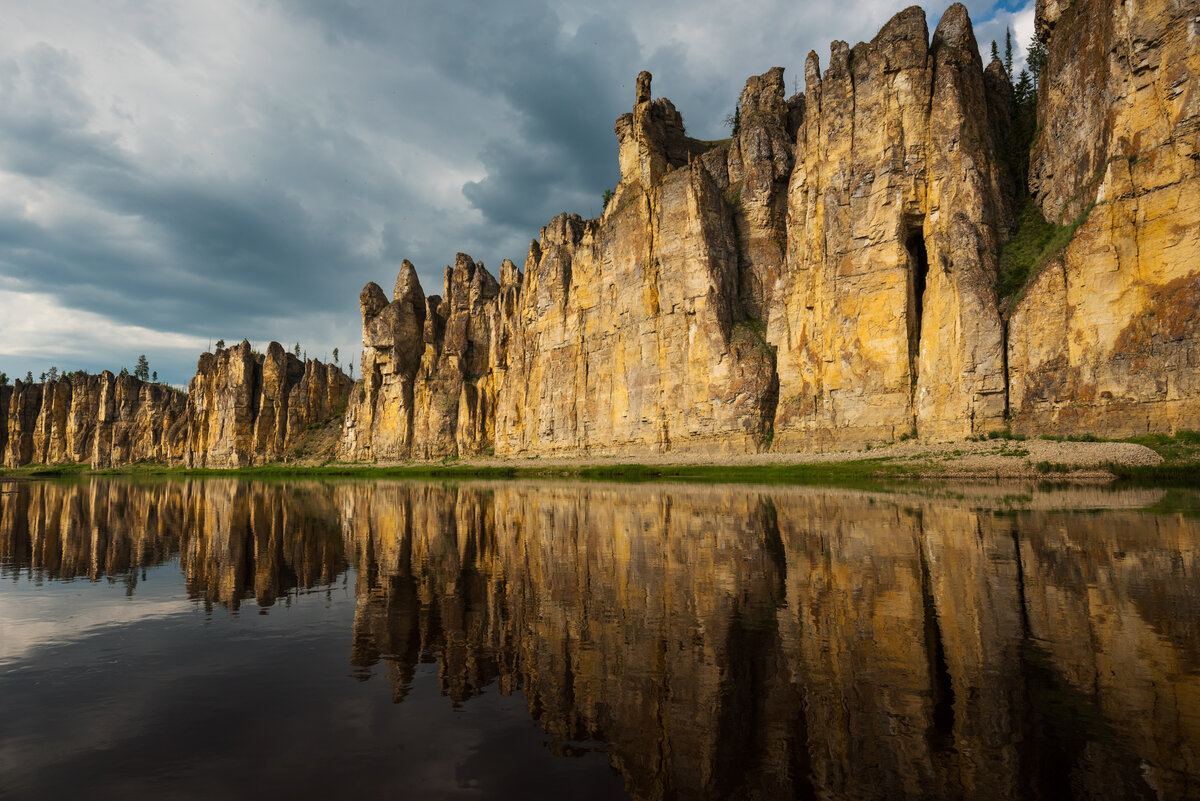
(185, 340, 353, 468)
(1, 373, 188, 469)
(1008, 0, 1200, 436)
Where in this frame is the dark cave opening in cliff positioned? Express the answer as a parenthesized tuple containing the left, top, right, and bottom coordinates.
(906, 229, 929, 387)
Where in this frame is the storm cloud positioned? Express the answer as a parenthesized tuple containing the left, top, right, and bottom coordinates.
(0, 0, 1034, 384)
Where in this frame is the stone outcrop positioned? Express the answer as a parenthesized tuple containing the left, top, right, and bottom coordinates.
(5, 0, 1196, 468)
(1007, 0, 1200, 436)
(1, 345, 351, 470)
(1, 373, 188, 468)
(770, 5, 1012, 448)
(185, 340, 352, 467)
(343, 3, 1050, 460)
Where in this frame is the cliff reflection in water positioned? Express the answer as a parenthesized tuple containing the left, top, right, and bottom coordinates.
(2, 479, 1198, 800)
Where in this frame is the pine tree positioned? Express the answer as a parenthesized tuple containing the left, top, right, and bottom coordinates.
(991, 40, 1000, 62)
(1004, 28, 1013, 77)
(152, 371, 158, 382)
(1014, 70, 1033, 107)
(25, 371, 33, 384)
(1026, 35, 1048, 90)
(47, 366, 58, 381)
(0, 372, 7, 386)
(294, 343, 301, 358)
(332, 347, 339, 364)
(135, 354, 150, 381)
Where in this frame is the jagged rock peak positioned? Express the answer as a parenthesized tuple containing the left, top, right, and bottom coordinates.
(932, 2, 976, 52)
(635, 70, 652, 104)
(739, 67, 787, 128)
(360, 282, 389, 323)
(541, 213, 586, 248)
(394, 259, 424, 304)
(804, 51, 821, 88)
(874, 5, 928, 45)
(499, 258, 522, 287)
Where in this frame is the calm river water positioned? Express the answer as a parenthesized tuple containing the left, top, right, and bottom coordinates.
(1, 478, 1197, 800)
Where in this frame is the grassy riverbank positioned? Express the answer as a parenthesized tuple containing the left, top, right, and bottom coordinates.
(0, 458, 904, 487)
(1, 431, 1196, 486)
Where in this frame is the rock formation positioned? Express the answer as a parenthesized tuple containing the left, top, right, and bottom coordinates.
(5, 0, 1196, 469)
(1, 342, 352, 470)
(770, 5, 1011, 447)
(338, 0, 1197, 460)
(1007, 0, 1200, 436)
(185, 340, 352, 468)
(1, 373, 188, 469)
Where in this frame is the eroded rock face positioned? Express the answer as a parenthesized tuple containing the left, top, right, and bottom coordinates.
(1, 374, 188, 468)
(22, 0, 1188, 469)
(769, 5, 1012, 448)
(341, 0, 1197, 459)
(1008, 0, 1200, 436)
(186, 340, 352, 467)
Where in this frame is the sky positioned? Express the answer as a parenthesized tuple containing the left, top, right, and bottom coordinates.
(0, 0, 1037, 386)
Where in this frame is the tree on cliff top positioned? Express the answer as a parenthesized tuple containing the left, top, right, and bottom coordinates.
(135, 354, 150, 381)
(0, 372, 7, 386)
(724, 104, 741, 136)
(25, 371, 33, 383)
(1026, 35, 1048, 89)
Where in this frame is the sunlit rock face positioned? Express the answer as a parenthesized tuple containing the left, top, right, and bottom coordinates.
(342, 4, 1027, 459)
(185, 340, 352, 468)
(1008, 0, 1200, 436)
(8, 0, 1199, 468)
(2, 478, 1198, 798)
(335, 0, 1197, 459)
(1, 373, 188, 469)
(771, 4, 1011, 448)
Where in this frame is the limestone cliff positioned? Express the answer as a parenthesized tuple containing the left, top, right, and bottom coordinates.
(1, 345, 351, 470)
(1007, 0, 1200, 436)
(1, 373, 188, 469)
(7, 0, 1196, 468)
(344, 3, 1033, 459)
(770, 5, 1011, 447)
(185, 340, 352, 467)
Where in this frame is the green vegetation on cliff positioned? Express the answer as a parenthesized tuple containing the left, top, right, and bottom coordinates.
(997, 199, 1094, 304)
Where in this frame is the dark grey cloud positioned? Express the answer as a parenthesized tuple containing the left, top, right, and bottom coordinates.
(0, 0, 1029, 385)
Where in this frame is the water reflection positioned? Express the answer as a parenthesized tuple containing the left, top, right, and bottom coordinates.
(1, 479, 1198, 800)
